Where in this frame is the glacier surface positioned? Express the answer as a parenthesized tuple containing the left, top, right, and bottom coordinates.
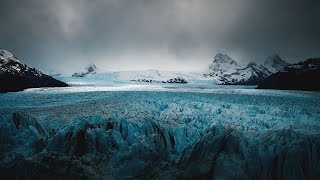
(0, 83, 320, 179)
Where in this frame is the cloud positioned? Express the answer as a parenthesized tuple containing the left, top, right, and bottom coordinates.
(49, 1, 85, 38)
(0, 0, 319, 73)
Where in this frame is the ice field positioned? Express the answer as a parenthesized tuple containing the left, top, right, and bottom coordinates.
(0, 81, 320, 179)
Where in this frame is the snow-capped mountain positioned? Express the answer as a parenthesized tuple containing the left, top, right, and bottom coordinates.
(223, 62, 272, 85)
(0, 49, 43, 77)
(204, 54, 272, 85)
(72, 63, 98, 77)
(264, 54, 290, 73)
(207, 53, 241, 76)
(258, 58, 320, 91)
(0, 49, 67, 92)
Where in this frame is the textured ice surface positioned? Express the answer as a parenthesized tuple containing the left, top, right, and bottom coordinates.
(0, 84, 320, 179)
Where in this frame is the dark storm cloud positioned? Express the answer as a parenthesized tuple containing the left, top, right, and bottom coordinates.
(0, 0, 319, 73)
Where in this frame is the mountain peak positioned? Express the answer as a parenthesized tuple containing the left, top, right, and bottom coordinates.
(85, 63, 97, 73)
(208, 53, 240, 74)
(213, 53, 237, 65)
(72, 63, 98, 77)
(0, 49, 21, 64)
(264, 54, 289, 73)
(247, 62, 257, 67)
(0, 48, 42, 77)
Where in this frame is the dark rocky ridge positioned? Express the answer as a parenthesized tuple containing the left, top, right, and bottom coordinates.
(258, 58, 320, 91)
(264, 54, 290, 73)
(0, 71, 68, 93)
(130, 77, 188, 84)
(72, 64, 97, 77)
(0, 49, 67, 93)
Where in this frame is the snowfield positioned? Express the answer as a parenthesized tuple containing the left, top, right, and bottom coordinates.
(0, 82, 320, 179)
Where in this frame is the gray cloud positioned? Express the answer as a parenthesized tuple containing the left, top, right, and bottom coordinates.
(0, 0, 319, 73)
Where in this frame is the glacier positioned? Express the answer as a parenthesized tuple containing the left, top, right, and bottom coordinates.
(0, 83, 320, 179)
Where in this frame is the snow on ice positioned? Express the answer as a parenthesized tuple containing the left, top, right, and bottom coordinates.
(0, 83, 320, 179)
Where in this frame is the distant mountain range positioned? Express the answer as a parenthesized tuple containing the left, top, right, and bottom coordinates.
(72, 53, 290, 85)
(2, 48, 319, 91)
(0, 49, 67, 92)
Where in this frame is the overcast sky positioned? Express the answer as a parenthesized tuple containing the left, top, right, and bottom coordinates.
(0, 0, 319, 73)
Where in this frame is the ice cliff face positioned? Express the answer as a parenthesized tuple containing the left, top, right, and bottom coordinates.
(0, 49, 67, 92)
(0, 90, 319, 179)
(1, 112, 319, 179)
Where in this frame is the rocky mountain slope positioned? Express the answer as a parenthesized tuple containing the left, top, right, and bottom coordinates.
(0, 49, 67, 92)
(258, 58, 320, 91)
(72, 64, 98, 77)
(220, 62, 272, 85)
(204, 54, 277, 85)
(264, 54, 290, 73)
